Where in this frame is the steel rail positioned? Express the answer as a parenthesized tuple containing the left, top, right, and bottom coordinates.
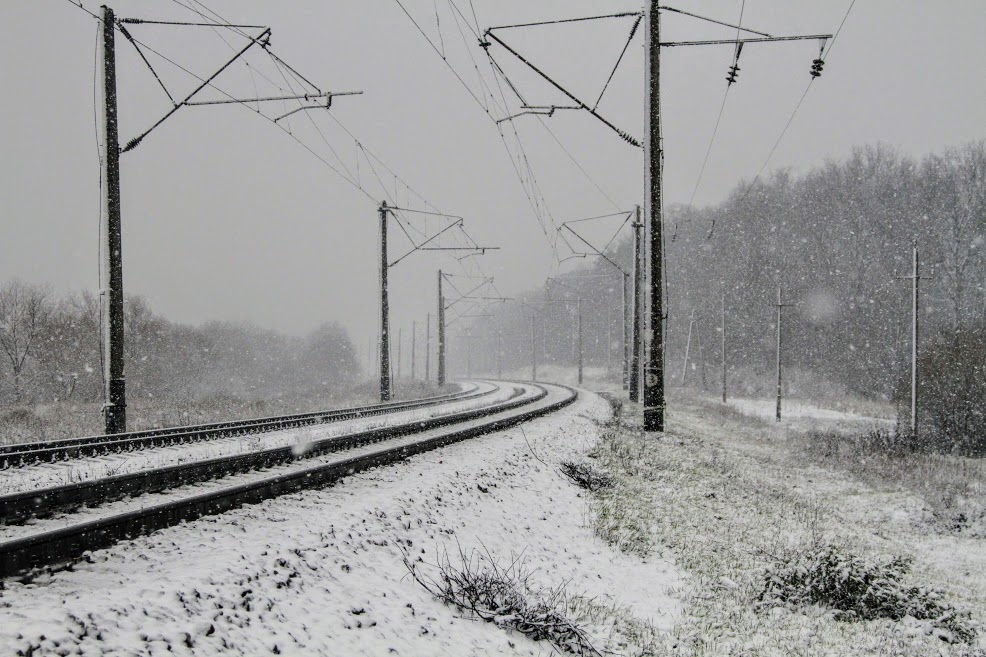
(0, 384, 484, 467)
(0, 382, 577, 579)
(0, 383, 513, 524)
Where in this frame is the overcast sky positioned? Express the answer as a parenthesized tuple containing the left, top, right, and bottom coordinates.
(1, 1, 984, 355)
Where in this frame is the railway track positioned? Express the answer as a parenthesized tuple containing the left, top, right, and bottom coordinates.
(0, 383, 485, 467)
(0, 381, 576, 579)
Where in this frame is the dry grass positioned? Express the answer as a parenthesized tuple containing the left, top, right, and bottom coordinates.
(0, 380, 447, 445)
(576, 395, 985, 656)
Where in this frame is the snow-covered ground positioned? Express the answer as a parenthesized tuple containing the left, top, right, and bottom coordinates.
(0, 381, 514, 496)
(725, 396, 894, 431)
(0, 389, 682, 656)
(4, 383, 977, 656)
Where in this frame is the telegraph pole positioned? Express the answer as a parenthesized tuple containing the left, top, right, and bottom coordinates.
(411, 321, 417, 380)
(911, 243, 919, 438)
(577, 298, 584, 385)
(643, 1, 665, 431)
(721, 292, 727, 403)
(895, 241, 924, 439)
(379, 201, 391, 401)
(496, 322, 503, 379)
(531, 314, 537, 381)
(681, 308, 695, 385)
(630, 211, 643, 403)
(775, 287, 793, 422)
(397, 327, 403, 381)
(99, 5, 126, 434)
(437, 270, 446, 386)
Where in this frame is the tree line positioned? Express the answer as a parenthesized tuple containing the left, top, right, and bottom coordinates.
(477, 140, 985, 450)
(0, 283, 360, 407)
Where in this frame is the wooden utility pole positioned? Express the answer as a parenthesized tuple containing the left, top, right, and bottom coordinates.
(644, 1, 665, 431)
(775, 287, 793, 422)
(721, 292, 727, 403)
(411, 321, 417, 380)
(99, 5, 126, 435)
(895, 241, 923, 438)
(577, 298, 584, 385)
(681, 308, 695, 385)
(437, 271, 446, 386)
(425, 313, 431, 382)
(397, 327, 403, 381)
(631, 211, 643, 403)
(696, 312, 707, 390)
(606, 303, 613, 374)
(530, 314, 537, 381)
(911, 243, 919, 438)
(496, 322, 503, 379)
(379, 201, 391, 401)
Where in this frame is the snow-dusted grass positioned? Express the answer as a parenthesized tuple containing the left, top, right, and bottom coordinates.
(0, 380, 448, 446)
(0, 389, 681, 656)
(585, 394, 986, 655)
(796, 428, 986, 537)
(725, 395, 893, 432)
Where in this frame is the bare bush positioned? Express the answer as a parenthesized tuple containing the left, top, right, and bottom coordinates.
(759, 543, 975, 643)
(894, 326, 986, 456)
(559, 460, 614, 491)
(404, 546, 600, 656)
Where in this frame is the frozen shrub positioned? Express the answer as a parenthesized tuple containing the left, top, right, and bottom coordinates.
(405, 547, 600, 656)
(759, 543, 975, 643)
(902, 326, 986, 456)
(559, 460, 614, 491)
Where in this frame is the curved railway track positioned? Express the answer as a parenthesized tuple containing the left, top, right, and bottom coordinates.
(0, 383, 486, 467)
(0, 381, 577, 579)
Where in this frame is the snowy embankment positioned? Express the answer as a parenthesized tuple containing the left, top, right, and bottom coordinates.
(0, 390, 682, 656)
(604, 395, 986, 655)
(0, 381, 512, 497)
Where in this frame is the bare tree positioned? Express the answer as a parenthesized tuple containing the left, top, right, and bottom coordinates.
(0, 280, 54, 402)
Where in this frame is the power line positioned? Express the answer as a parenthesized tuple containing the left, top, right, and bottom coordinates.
(739, 0, 856, 201)
(681, 0, 746, 239)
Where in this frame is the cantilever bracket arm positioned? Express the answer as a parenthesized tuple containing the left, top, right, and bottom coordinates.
(388, 216, 464, 268)
(121, 26, 272, 153)
(559, 224, 628, 275)
(444, 279, 494, 309)
(660, 34, 832, 47)
(270, 91, 363, 122)
(483, 29, 641, 148)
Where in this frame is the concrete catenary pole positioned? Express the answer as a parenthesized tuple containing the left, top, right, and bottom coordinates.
(630, 210, 643, 403)
(411, 321, 417, 381)
(379, 201, 391, 401)
(437, 271, 446, 386)
(911, 241, 920, 438)
(425, 313, 431, 382)
(623, 273, 631, 390)
(644, 0, 666, 431)
(721, 292, 727, 403)
(99, 5, 127, 434)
